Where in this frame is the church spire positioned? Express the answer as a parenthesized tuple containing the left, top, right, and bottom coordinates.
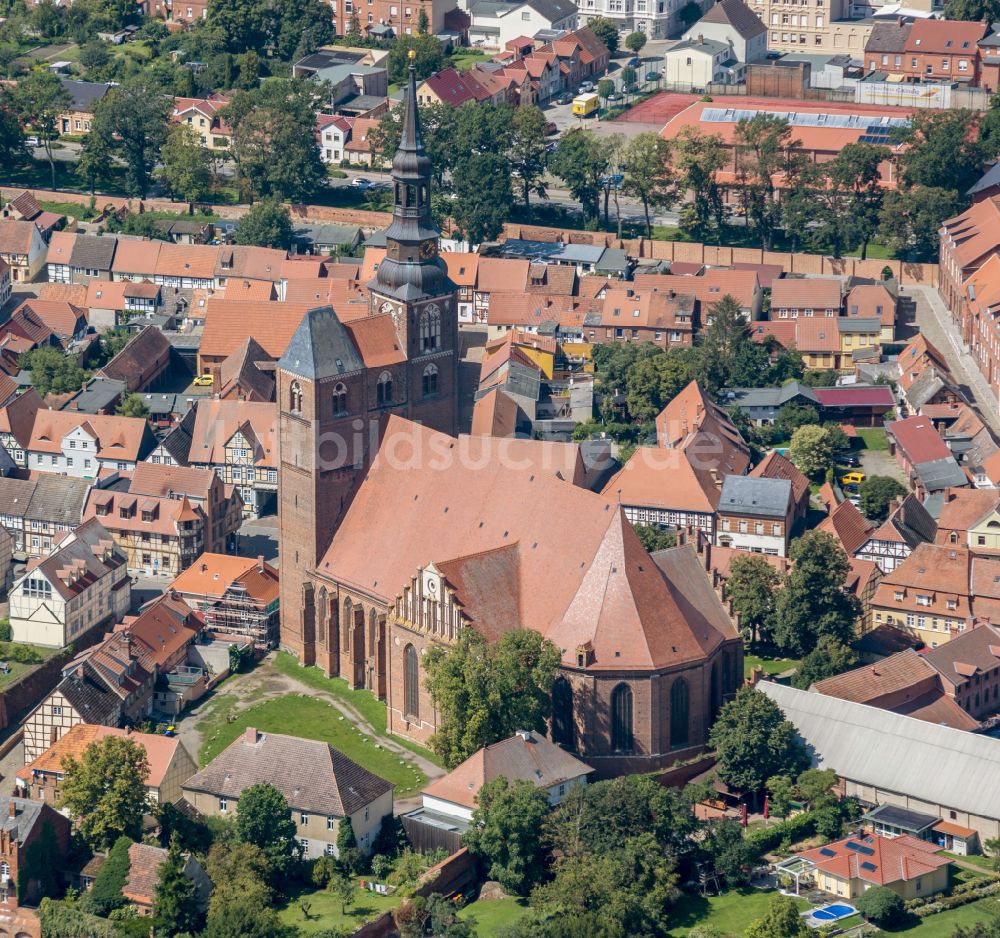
(370, 49, 452, 303)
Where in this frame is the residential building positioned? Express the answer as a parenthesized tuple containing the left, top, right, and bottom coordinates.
(845, 282, 898, 342)
(16, 724, 198, 806)
(894, 19, 989, 86)
(602, 381, 751, 537)
(468, 0, 578, 49)
(745, 0, 867, 54)
(27, 411, 156, 479)
(715, 475, 795, 556)
(633, 268, 764, 321)
(722, 382, 820, 425)
(785, 833, 950, 900)
(593, 286, 695, 350)
(868, 542, 999, 648)
(182, 728, 394, 859)
(0, 220, 47, 283)
(57, 80, 112, 135)
(770, 277, 842, 320)
(317, 114, 352, 165)
(818, 497, 875, 560)
(577, 0, 682, 38)
(188, 400, 277, 516)
(0, 799, 71, 910)
(150, 0, 208, 25)
(887, 416, 968, 498)
(753, 317, 845, 370)
(123, 841, 209, 916)
(663, 37, 744, 87)
(0, 390, 43, 467)
(683, 0, 767, 62)
(94, 326, 171, 394)
(169, 553, 279, 646)
(46, 232, 117, 285)
(748, 450, 810, 523)
(9, 518, 130, 648)
(21, 474, 92, 558)
(122, 842, 210, 917)
(83, 482, 208, 578)
(760, 680, 1000, 844)
(856, 494, 938, 574)
(9, 298, 87, 344)
(170, 94, 232, 150)
(0, 259, 9, 309)
(22, 661, 123, 761)
(862, 804, 977, 857)
(403, 730, 593, 849)
(416, 67, 505, 107)
(216, 337, 275, 403)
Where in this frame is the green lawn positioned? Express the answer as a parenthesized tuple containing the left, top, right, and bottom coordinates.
(743, 655, 800, 679)
(0, 643, 63, 690)
(447, 50, 492, 72)
(272, 652, 442, 767)
(40, 200, 96, 220)
(945, 852, 998, 872)
(458, 897, 530, 936)
(666, 889, 810, 936)
(197, 693, 427, 797)
(276, 884, 402, 935)
(857, 427, 889, 451)
(898, 898, 1000, 937)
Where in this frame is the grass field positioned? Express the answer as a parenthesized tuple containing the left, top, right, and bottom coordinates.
(196, 693, 427, 796)
(0, 643, 62, 690)
(272, 652, 442, 766)
(665, 889, 810, 936)
(743, 655, 800, 679)
(946, 852, 997, 871)
(898, 898, 1000, 937)
(458, 898, 529, 936)
(857, 427, 889, 451)
(276, 884, 402, 935)
(447, 50, 492, 72)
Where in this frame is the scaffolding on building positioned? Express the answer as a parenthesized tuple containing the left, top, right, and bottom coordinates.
(181, 579, 278, 647)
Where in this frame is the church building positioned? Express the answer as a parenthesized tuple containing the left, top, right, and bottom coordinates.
(275, 58, 743, 776)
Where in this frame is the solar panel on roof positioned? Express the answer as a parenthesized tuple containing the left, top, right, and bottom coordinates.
(861, 861, 877, 871)
(819, 847, 836, 857)
(701, 107, 910, 133)
(856, 845, 875, 856)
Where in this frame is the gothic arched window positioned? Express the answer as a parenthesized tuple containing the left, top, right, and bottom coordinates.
(403, 644, 419, 719)
(333, 383, 347, 416)
(289, 380, 302, 414)
(343, 598, 352, 653)
(420, 306, 441, 352)
(422, 364, 438, 398)
(551, 676, 575, 750)
(377, 372, 393, 406)
(317, 586, 327, 646)
(670, 678, 690, 749)
(611, 683, 634, 754)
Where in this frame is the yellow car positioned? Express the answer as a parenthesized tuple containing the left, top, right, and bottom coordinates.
(840, 471, 866, 486)
(192, 374, 214, 387)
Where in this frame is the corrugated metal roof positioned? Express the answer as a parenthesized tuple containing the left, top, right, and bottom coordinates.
(759, 681, 1000, 820)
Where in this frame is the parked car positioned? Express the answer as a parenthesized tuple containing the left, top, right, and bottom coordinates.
(193, 374, 214, 387)
(557, 93, 574, 104)
(838, 454, 861, 468)
(25, 136, 39, 148)
(627, 57, 641, 68)
(577, 81, 595, 93)
(840, 471, 866, 486)
(645, 71, 660, 81)
(608, 91, 623, 102)
(350, 177, 373, 189)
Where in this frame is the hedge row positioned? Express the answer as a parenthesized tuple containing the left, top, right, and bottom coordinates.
(745, 812, 817, 855)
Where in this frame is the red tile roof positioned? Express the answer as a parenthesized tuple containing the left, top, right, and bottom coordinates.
(796, 833, 949, 886)
(888, 415, 952, 464)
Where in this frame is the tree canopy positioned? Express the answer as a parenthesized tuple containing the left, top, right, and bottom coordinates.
(709, 687, 809, 794)
(424, 627, 561, 768)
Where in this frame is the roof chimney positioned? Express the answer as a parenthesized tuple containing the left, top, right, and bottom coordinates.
(698, 33, 705, 43)
(8, 801, 16, 819)
(245, 726, 259, 745)
(257, 555, 265, 573)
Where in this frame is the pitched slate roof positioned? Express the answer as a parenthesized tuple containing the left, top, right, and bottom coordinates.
(718, 475, 791, 518)
(699, 0, 765, 38)
(183, 728, 393, 817)
(70, 234, 117, 271)
(25, 473, 91, 525)
(276, 306, 365, 380)
(0, 798, 51, 844)
(55, 663, 122, 726)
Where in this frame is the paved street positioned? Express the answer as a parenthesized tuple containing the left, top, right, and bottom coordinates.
(905, 284, 1000, 435)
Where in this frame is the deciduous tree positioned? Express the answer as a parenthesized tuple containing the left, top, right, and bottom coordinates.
(746, 894, 810, 938)
(587, 16, 619, 54)
(772, 530, 861, 656)
(59, 736, 149, 850)
(792, 637, 858, 688)
(622, 132, 675, 238)
(234, 199, 295, 249)
(709, 687, 809, 794)
(463, 777, 550, 894)
(386, 33, 445, 83)
(674, 127, 727, 242)
(726, 553, 782, 647)
(897, 109, 985, 194)
(117, 393, 150, 419)
(549, 128, 610, 222)
(424, 628, 561, 768)
(235, 783, 300, 875)
(452, 151, 512, 244)
(159, 123, 214, 202)
(859, 474, 907, 522)
(788, 424, 835, 478)
(13, 69, 70, 190)
(878, 185, 962, 261)
(509, 105, 548, 209)
(19, 347, 89, 398)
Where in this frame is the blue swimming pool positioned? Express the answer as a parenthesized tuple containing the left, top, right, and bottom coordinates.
(811, 903, 857, 922)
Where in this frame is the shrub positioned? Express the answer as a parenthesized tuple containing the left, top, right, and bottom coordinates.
(0, 622, 11, 642)
(856, 885, 905, 927)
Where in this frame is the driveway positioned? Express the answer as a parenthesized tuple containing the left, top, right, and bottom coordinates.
(904, 284, 1000, 435)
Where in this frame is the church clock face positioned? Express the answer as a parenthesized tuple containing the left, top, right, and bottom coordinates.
(419, 240, 438, 261)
